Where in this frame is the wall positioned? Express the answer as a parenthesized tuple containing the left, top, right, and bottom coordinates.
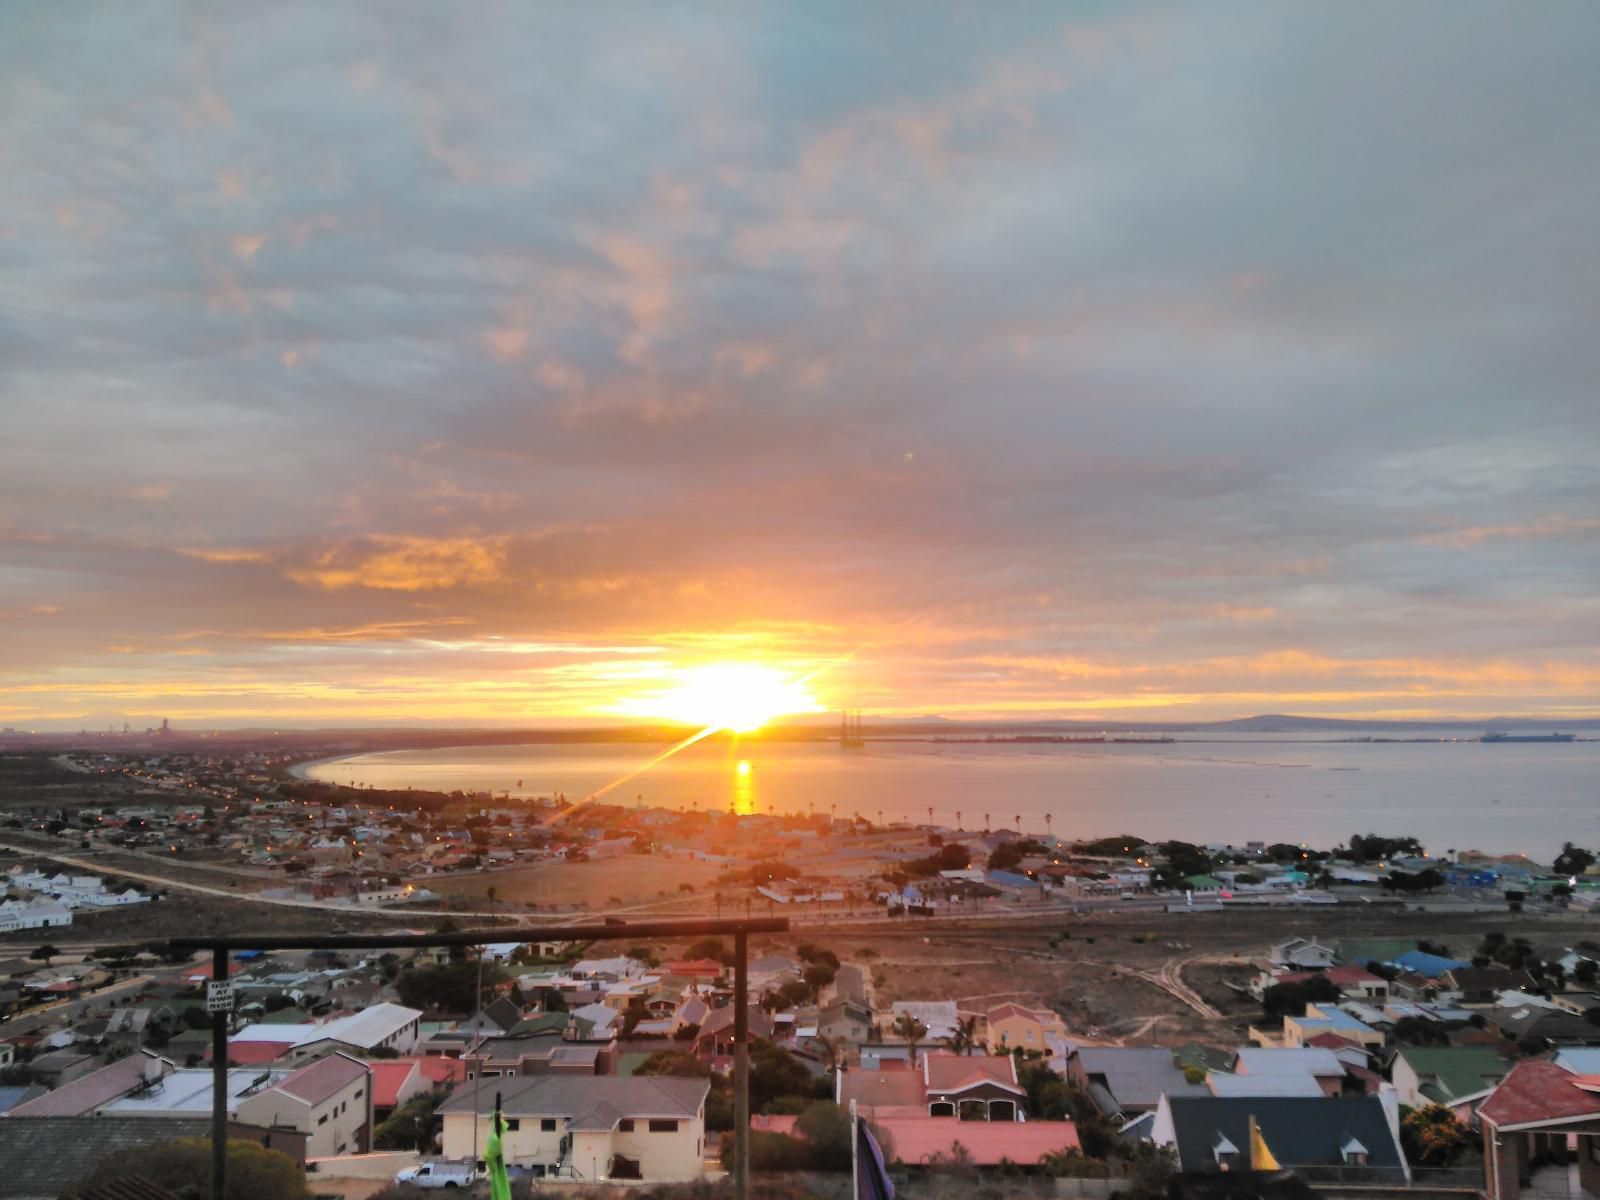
(441, 1112, 566, 1167)
(610, 1112, 706, 1181)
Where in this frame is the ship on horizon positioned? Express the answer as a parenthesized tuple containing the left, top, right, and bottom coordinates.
(1480, 730, 1576, 743)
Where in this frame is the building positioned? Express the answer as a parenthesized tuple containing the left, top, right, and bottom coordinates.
(1479, 1059, 1600, 1200)
(1390, 1046, 1510, 1116)
(235, 1051, 373, 1157)
(891, 1001, 959, 1042)
(1067, 1047, 1210, 1118)
(838, 1052, 1026, 1121)
(1269, 938, 1336, 969)
(817, 998, 874, 1045)
(986, 1002, 1066, 1053)
(1151, 1093, 1408, 1181)
(437, 1075, 710, 1182)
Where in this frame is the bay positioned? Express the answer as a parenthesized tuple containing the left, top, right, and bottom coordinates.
(301, 734, 1600, 862)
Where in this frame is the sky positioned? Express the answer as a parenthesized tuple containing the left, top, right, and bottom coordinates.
(2, 2, 1598, 729)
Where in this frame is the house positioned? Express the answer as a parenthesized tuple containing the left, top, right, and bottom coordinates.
(369, 1058, 428, 1121)
(287, 1002, 421, 1058)
(26, 1048, 100, 1088)
(1067, 1047, 1210, 1118)
(1390, 1046, 1509, 1116)
(836, 1052, 1025, 1121)
(235, 1050, 373, 1157)
(987, 1003, 1066, 1052)
(438, 1074, 710, 1182)
(1479, 1060, 1600, 1200)
(8, 1052, 176, 1117)
(815, 997, 872, 1045)
(922, 1052, 1026, 1120)
(1151, 1093, 1408, 1181)
(1484, 1004, 1600, 1049)
(891, 1001, 959, 1042)
(1281, 1005, 1384, 1051)
(1222, 1048, 1348, 1097)
(99, 1066, 292, 1117)
(1442, 967, 1538, 1006)
(1269, 938, 1336, 969)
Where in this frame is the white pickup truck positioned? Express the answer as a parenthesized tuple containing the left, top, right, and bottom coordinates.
(395, 1162, 478, 1189)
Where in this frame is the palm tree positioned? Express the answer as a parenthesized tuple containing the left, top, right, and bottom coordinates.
(894, 1013, 927, 1065)
(947, 1015, 980, 1057)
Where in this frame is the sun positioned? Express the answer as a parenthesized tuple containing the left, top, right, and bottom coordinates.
(620, 662, 821, 733)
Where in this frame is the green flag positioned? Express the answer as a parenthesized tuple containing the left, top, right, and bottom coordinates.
(486, 1109, 511, 1200)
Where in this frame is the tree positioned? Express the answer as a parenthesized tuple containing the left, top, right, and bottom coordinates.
(803, 963, 836, 999)
(374, 1092, 440, 1150)
(750, 1042, 816, 1111)
(620, 995, 650, 1036)
(947, 1014, 980, 1056)
(1262, 974, 1340, 1018)
(893, 1012, 927, 1064)
(65, 1137, 307, 1200)
(1555, 843, 1596, 876)
(1402, 1104, 1473, 1166)
(794, 1101, 854, 1170)
(394, 961, 492, 1014)
(31, 944, 60, 965)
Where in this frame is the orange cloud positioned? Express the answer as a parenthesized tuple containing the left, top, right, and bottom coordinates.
(1421, 515, 1600, 548)
(285, 535, 508, 591)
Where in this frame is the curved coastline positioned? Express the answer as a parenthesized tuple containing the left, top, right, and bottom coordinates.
(289, 752, 365, 781)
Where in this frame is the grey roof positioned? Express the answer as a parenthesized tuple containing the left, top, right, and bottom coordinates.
(437, 1074, 708, 1129)
(1075, 1047, 1209, 1112)
(1165, 1096, 1405, 1176)
(0, 1116, 210, 1199)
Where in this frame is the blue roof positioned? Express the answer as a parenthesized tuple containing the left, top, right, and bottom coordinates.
(987, 869, 1037, 888)
(1391, 950, 1471, 977)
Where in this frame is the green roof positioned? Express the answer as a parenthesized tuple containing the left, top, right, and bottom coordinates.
(258, 1006, 309, 1024)
(615, 1051, 656, 1077)
(1337, 938, 1418, 966)
(508, 1013, 568, 1037)
(1397, 1046, 1508, 1103)
(1186, 874, 1225, 890)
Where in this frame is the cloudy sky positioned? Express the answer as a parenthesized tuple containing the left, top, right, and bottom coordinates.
(2, 2, 1598, 729)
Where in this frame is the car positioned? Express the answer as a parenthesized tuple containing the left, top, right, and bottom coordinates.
(1120, 891, 1135, 900)
(394, 1162, 478, 1189)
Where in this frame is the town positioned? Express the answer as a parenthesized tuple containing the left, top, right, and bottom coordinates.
(3, 744, 1600, 1200)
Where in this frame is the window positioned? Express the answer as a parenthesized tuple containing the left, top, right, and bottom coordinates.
(541, 1119, 557, 1132)
(619, 1120, 634, 1132)
(505, 1119, 520, 1132)
(648, 1119, 678, 1133)
(318, 1114, 328, 1125)
(354, 1089, 363, 1099)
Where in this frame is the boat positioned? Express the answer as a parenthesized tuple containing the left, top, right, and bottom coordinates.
(1480, 731, 1576, 743)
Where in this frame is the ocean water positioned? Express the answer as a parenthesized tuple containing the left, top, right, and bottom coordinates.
(301, 734, 1600, 861)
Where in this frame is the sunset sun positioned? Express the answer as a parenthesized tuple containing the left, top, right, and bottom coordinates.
(621, 663, 821, 733)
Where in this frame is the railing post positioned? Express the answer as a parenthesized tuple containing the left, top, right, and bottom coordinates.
(211, 945, 229, 1200)
(734, 928, 749, 1200)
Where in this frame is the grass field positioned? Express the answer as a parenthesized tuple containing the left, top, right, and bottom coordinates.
(433, 855, 730, 910)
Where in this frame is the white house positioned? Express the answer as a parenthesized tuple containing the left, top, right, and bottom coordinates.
(438, 1075, 709, 1182)
(1269, 937, 1337, 969)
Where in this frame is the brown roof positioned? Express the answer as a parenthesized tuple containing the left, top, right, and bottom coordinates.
(1479, 1060, 1600, 1129)
(7, 1052, 171, 1118)
(271, 1051, 369, 1106)
(838, 1067, 928, 1112)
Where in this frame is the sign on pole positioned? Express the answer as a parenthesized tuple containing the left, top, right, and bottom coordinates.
(206, 981, 234, 1013)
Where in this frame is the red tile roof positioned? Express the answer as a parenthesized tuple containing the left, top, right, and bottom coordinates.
(369, 1059, 420, 1109)
(923, 1053, 1021, 1094)
(873, 1117, 1078, 1166)
(1479, 1060, 1600, 1129)
(8, 1053, 170, 1118)
(413, 1056, 468, 1087)
(838, 1068, 928, 1112)
(222, 1041, 297, 1066)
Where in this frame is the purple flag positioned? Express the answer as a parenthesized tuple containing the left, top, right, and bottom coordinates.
(856, 1117, 895, 1200)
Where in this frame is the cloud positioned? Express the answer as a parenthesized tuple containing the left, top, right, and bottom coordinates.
(0, 2, 1597, 725)
(284, 536, 509, 592)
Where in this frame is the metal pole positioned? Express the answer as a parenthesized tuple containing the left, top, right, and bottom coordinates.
(211, 945, 229, 1200)
(733, 929, 749, 1200)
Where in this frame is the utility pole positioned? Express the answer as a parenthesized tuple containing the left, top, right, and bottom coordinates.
(210, 946, 230, 1200)
(734, 930, 750, 1200)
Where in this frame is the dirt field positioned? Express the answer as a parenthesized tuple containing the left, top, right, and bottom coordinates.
(434, 855, 730, 910)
